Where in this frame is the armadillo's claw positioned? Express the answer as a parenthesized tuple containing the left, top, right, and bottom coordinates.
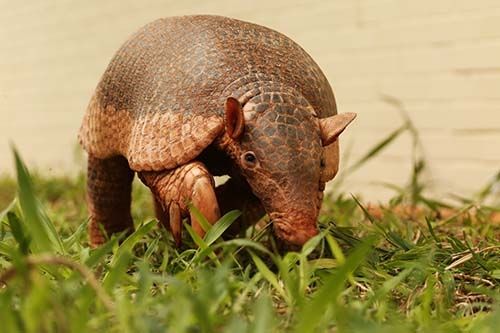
(189, 177, 221, 239)
(138, 161, 219, 248)
(169, 202, 182, 247)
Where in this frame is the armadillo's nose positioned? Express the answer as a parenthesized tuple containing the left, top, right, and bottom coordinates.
(271, 213, 319, 248)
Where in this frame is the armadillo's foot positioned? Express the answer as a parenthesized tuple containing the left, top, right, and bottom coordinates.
(139, 161, 221, 246)
(86, 155, 135, 247)
(215, 177, 266, 237)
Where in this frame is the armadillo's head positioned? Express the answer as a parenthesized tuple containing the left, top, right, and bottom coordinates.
(223, 95, 356, 248)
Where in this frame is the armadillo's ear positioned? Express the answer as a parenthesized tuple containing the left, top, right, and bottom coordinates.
(225, 97, 245, 140)
(319, 112, 357, 146)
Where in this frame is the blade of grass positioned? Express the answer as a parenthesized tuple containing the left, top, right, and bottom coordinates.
(300, 231, 325, 257)
(217, 238, 272, 256)
(204, 210, 241, 246)
(102, 251, 132, 292)
(352, 195, 411, 250)
(248, 294, 276, 333)
(366, 266, 415, 308)
(463, 233, 491, 272)
(109, 220, 156, 267)
(12, 147, 64, 254)
(62, 219, 88, 250)
(84, 237, 119, 268)
(294, 237, 375, 333)
(184, 223, 220, 265)
(425, 217, 441, 247)
(250, 252, 287, 302)
(101, 220, 157, 290)
(184, 222, 209, 250)
(188, 204, 212, 233)
(7, 212, 30, 255)
(325, 234, 345, 265)
(0, 198, 17, 223)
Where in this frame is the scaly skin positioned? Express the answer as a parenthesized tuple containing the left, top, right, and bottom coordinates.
(79, 15, 338, 172)
(87, 155, 134, 246)
(79, 15, 356, 247)
(213, 92, 324, 245)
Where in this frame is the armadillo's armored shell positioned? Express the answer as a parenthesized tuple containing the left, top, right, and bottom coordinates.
(79, 15, 340, 175)
(79, 93, 223, 171)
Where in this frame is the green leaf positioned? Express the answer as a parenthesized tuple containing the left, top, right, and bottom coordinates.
(84, 237, 119, 268)
(248, 294, 276, 333)
(184, 222, 209, 250)
(219, 238, 272, 255)
(143, 235, 160, 260)
(204, 210, 241, 246)
(0, 291, 24, 332)
(310, 258, 337, 270)
(135, 261, 153, 304)
(0, 242, 18, 258)
(301, 231, 325, 257)
(63, 219, 89, 250)
(368, 266, 415, 306)
(325, 234, 345, 265)
(188, 204, 212, 233)
(250, 252, 287, 301)
(186, 222, 220, 265)
(7, 212, 30, 255)
(294, 237, 375, 333)
(222, 317, 248, 333)
(102, 250, 132, 292)
(12, 147, 64, 254)
(0, 198, 17, 223)
(425, 217, 441, 246)
(109, 220, 156, 267)
(102, 220, 156, 290)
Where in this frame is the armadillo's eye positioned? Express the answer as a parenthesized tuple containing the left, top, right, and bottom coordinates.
(242, 151, 257, 168)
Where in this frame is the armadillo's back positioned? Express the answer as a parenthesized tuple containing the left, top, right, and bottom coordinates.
(79, 15, 338, 171)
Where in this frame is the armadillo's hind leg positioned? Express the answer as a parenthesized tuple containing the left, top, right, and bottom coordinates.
(86, 155, 135, 247)
(139, 161, 220, 246)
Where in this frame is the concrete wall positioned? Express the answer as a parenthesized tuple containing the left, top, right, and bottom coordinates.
(1, 0, 499, 200)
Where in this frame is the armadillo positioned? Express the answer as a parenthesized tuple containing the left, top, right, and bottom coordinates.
(79, 15, 356, 248)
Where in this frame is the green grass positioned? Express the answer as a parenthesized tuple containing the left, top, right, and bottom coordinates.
(0, 139, 499, 332)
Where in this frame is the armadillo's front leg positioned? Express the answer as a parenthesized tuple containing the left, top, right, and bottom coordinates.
(216, 177, 266, 237)
(139, 161, 220, 246)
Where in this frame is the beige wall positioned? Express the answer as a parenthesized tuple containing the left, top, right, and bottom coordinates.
(1, 0, 499, 200)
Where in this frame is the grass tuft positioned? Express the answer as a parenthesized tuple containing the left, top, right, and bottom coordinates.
(0, 134, 498, 332)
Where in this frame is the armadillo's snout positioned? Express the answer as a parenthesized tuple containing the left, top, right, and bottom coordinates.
(270, 212, 319, 247)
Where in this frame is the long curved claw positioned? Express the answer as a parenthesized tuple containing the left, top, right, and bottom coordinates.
(190, 177, 221, 238)
(169, 202, 182, 247)
(153, 197, 170, 229)
(138, 162, 219, 248)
